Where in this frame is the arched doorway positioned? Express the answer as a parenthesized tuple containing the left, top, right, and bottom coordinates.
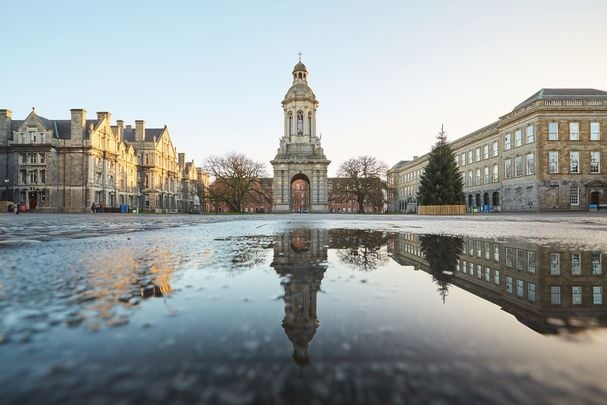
(468, 194, 473, 208)
(492, 192, 499, 207)
(291, 174, 310, 213)
(475, 193, 481, 207)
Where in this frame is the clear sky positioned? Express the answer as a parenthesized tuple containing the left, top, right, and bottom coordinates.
(3, 0, 607, 175)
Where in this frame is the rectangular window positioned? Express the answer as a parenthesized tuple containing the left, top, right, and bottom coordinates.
(514, 156, 523, 177)
(492, 141, 499, 157)
(504, 133, 512, 150)
(515, 129, 522, 147)
(40, 170, 45, 184)
(468, 170, 473, 187)
(484, 242, 491, 260)
(468, 240, 474, 256)
(526, 153, 535, 175)
(476, 241, 482, 258)
(20, 170, 26, 184)
(20, 153, 26, 164)
(569, 122, 579, 140)
(494, 245, 500, 262)
(39, 153, 45, 164)
(516, 279, 524, 297)
(572, 286, 582, 305)
(485, 267, 491, 282)
(550, 253, 560, 275)
(492, 163, 499, 182)
(462, 261, 467, 274)
(505, 248, 513, 267)
(593, 286, 603, 305)
(461, 153, 466, 166)
(570, 185, 579, 206)
(467, 150, 473, 165)
(549, 122, 558, 140)
(590, 122, 601, 140)
(506, 276, 513, 294)
(475, 168, 481, 185)
(592, 253, 602, 275)
(28, 153, 37, 164)
(483, 145, 489, 160)
(569, 151, 579, 173)
(590, 151, 600, 173)
(475, 147, 481, 162)
(528, 283, 537, 302)
(571, 253, 581, 275)
(504, 159, 512, 179)
(550, 286, 561, 304)
(477, 264, 482, 279)
(494, 270, 500, 285)
(516, 249, 525, 270)
(28, 171, 38, 184)
(526, 125, 534, 143)
(548, 151, 559, 173)
(528, 252, 536, 274)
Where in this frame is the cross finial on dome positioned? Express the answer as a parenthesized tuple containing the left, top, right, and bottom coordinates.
(298, 51, 303, 62)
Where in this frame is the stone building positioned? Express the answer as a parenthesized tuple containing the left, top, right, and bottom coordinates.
(0, 108, 203, 213)
(388, 89, 607, 212)
(271, 60, 330, 213)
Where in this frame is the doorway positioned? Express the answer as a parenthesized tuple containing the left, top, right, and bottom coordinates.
(28, 191, 37, 210)
(291, 174, 310, 213)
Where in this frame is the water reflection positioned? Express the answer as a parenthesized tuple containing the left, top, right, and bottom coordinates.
(330, 229, 391, 271)
(390, 233, 607, 334)
(271, 229, 328, 366)
(418, 234, 463, 303)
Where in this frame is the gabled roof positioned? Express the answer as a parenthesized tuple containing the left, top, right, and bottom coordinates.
(514, 88, 607, 110)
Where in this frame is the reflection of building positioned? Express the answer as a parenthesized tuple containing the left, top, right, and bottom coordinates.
(271, 60, 330, 213)
(271, 229, 328, 365)
(388, 89, 607, 212)
(390, 232, 607, 334)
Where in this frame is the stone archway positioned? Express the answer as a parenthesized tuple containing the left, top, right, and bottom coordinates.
(291, 174, 310, 213)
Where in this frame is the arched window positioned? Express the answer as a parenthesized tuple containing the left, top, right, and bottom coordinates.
(288, 112, 293, 135)
(297, 111, 304, 135)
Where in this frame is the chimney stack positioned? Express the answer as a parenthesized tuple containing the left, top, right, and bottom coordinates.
(70, 109, 87, 141)
(96, 111, 111, 122)
(178, 153, 185, 167)
(135, 120, 145, 142)
(0, 109, 12, 144)
(116, 120, 124, 142)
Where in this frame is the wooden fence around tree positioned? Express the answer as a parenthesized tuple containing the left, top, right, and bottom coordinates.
(417, 205, 466, 215)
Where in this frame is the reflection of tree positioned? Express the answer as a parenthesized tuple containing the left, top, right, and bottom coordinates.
(329, 229, 391, 271)
(419, 234, 463, 303)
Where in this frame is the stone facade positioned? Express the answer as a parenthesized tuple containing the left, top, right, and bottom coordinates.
(0, 108, 206, 213)
(271, 61, 330, 213)
(388, 89, 607, 212)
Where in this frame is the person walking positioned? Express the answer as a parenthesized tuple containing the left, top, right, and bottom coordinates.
(91, 202, 96, 213)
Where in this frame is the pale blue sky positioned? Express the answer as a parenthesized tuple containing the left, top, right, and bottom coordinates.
(3, 0, 607, 175)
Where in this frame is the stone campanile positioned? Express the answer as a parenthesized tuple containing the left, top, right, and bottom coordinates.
(271, 59, 330, 213)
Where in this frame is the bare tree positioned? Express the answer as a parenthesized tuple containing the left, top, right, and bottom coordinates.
(204, 152, 268, 212)
(331, 155, 388, 213)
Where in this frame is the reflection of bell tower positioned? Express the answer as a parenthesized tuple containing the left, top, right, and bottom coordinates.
(271, 57, 330, 213)
(271, 229, 328, 366)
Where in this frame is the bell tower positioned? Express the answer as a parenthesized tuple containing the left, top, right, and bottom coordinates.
(271, 57, 330, 213)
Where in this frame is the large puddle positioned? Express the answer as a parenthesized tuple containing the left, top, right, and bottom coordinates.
(1, 219, 606, 403)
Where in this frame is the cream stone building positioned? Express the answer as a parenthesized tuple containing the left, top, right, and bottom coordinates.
(0, 108, 203, 213)
(388, 89, 607, 212)
(271, 60, 330, 213)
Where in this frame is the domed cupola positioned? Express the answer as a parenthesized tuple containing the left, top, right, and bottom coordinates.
(292, 61, 308, 82)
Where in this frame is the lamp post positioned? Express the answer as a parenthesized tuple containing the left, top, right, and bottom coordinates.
(3, 178, 8, 201)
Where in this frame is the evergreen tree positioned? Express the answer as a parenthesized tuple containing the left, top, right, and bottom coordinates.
(417, 126, 465, 205)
